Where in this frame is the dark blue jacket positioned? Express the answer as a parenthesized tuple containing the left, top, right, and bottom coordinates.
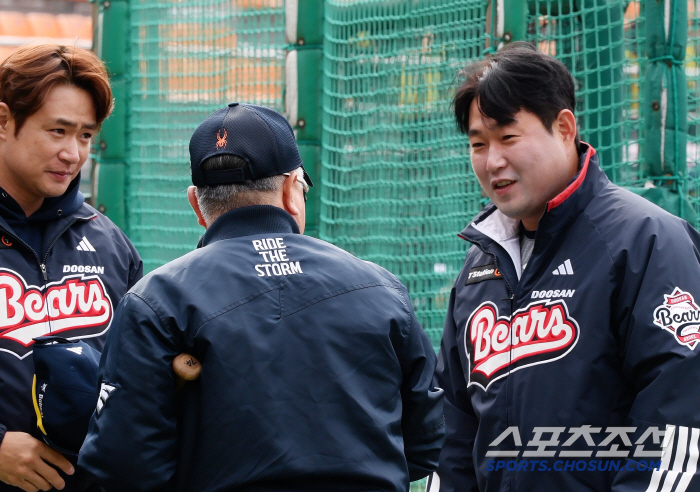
(432, 145, 700, 492)
(79, 205, 445, 492)
(0, 178, 142, 492)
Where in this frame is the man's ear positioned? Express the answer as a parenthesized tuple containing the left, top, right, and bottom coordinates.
(281, 173, 301, 217)
(0, 103, 13, 141)
(187, 186, 208, 229)
(555, 109, 577, 144)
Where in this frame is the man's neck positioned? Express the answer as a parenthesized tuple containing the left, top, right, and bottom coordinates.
(519, 221, 537, 238)
(0, 184, 41, 217)
(520, 218, 538, 232)
(0, 164, 44, 216)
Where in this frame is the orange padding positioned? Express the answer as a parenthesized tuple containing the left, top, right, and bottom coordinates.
(0, 12, 91, 40)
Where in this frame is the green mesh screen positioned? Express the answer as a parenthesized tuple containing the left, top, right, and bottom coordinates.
(688, 0, 700, 219)
(321, 0, 490, 349)
(126, 0, 286, 271)
(117, 0, 700, 346)
(526, 0, 638, 182)
(107, 2, 700, 488)
(527, 0, 700, 228)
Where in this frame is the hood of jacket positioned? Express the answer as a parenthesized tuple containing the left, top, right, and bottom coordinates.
(0, 174, 87, 257)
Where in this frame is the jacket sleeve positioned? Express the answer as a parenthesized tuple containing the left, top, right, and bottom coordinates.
(610, 220, 700, 492)
(394, 283, 446, 481)
(126, 239, 144, 290)
(78, 293, 181, 492)
(432, 287, 480, 492)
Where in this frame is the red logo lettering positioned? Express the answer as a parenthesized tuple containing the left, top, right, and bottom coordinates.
(465, 300, 579, 390)
(0, 269, 113, 359)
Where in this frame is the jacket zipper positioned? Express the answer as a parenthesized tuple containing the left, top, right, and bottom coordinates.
(0, 227, 41, 265)
(41, 217, 89, 270)
(0, 215, 94, 276)
(468, 238, 516, 297)
(0, 214, 94, 333)
(469, 239, 517, 490)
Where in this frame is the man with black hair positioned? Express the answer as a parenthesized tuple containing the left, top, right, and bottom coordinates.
(430, 42, 700, 491)
(79, 103, 445, 492)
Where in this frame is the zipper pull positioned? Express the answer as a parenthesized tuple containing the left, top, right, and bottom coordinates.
(40, 263, 48, 282)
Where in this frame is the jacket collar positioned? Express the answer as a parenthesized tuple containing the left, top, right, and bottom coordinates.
(0, 173, 85, 223)
(459, 143, 608, 279)
(0, 175, 95, 246)
(198, 205, 300, 248)
(537, 143, 607, 234)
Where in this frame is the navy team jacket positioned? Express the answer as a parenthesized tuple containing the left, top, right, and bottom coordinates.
(79, 205, 445, 492)
(0, 179, 142, 492)
(432, 144, 700, 492)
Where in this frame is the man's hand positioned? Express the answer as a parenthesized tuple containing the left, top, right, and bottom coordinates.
(0, 432, 73, 491)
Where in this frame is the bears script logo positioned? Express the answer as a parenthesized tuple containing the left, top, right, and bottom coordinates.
(653, 288, 700, 350)
(0, 268, 113, 359)
(465, 300, 580, 390)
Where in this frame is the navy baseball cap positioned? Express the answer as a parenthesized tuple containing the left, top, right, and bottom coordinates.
(32, 336, 101, 456)
(189, 102, 313, 187)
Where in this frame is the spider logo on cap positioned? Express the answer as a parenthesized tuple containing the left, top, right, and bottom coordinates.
(216, 129, 228, 150)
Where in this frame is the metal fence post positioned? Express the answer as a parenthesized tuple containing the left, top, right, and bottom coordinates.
(93, 0, 128, 231)
(285, 0, 324, 238)
(643, 0, 688, 183)
(503, 0, 528, 43)
(581, 0, 625, 179)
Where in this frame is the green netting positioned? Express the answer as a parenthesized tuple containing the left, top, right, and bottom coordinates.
(113, 0, 700, 350)
(126, 0, 286, 271)
(687, 1, 700, 215)
(527, 0, 700, 225)
(105, 2, 700, 487)
(527, 0, 632, 181)
(318, 0, 700, 351)
(321, 0, 490, 349)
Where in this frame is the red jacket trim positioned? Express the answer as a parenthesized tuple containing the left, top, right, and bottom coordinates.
(547, 144, 596, 212)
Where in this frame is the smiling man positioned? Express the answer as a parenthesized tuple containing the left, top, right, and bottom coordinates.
(0, 44, 142, 492)
(430, 42, 700, 492)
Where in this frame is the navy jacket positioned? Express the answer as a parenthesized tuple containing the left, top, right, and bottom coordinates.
(432, 145, 700, 492)
(79, 205, 445, 492)
(0, 178, 142, 492)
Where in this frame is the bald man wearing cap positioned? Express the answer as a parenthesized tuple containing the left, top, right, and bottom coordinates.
(78, 103, 445, 492)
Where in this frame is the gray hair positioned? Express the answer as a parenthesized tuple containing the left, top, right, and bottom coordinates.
(194, 154, 302, 225)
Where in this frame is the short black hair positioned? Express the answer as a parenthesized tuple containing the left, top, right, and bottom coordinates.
(200, 154, 248, 173)
(454, 42, 580, 149)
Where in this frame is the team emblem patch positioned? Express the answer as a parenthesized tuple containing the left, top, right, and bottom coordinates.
(0, 268, 113, 359)
(653, 288, 700, 350)
(465, 300, 580, 390)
